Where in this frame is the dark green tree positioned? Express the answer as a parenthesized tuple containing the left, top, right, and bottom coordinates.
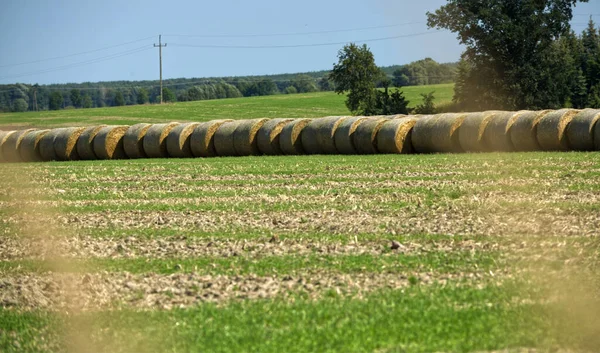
(82, 94, 93, 108)
(292, 75, 318, 93)
(427, 0, 588, 110)
(70, 89, 82, 108)
(13, 98, 28, 112)
(137, 88, 149, 104)
(414, 92, 437, 114)
(114, 91, 125, 106)
(162, 87, 176, 102)
(49, 91, 63, 110)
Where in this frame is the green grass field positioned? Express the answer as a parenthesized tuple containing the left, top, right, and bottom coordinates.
(0, 84, 454, 128)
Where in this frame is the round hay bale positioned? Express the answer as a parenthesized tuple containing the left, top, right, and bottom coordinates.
(143, 123, 180, 158)
(93, 126, 129, 160)
(233, 119, 269, 156)
(123, 123, 151, 159)
(257, 118, 293, 155)
(316, 116, 348, 154)
(414, 114, 466, 154)
(38, 129, 65, 162)
(334, 116, 368, 154)
(0, 131, 16, 163)
(566, 109, 600, 151)
(190, 120, 232, 158)
(54, 127, 85, 161)
(377, 117, 418, 154)
(76, 125, 106, 160)
(166, 122, 200, 158)
(214, 120, 243, 157)
(509, 110, 550, 152)
(280, 119, 311, 155)
(2, 129, 35, 163)
(458, 111, 497, 153)
(537, 109, 580, 151)
(353, 118, 389, 154)
(482, 111, 518, 152)
(411, 115, 437, 154)
(19, 130, 50, 163)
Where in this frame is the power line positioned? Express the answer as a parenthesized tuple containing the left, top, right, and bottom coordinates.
(164, 21, 427, 39)
(169, 31, 443, 49)
(0, 36, 155, 69)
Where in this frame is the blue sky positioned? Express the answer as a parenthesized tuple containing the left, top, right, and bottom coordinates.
(0, 0, 598, 85)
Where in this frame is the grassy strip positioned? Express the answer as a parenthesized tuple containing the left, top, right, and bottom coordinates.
(0, 282, 579, 353)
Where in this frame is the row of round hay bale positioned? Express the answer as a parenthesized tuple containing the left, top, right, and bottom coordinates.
(213, 120, 241, 156)
(93, 126, 129, 160)
(77, 125, 106, 160)
(124, 123, 151, 159)
(143, 123, 180, 158)
(353, 117, 388, 154)
(536, 109, 580, 151)
(257, 118, 292, 155)
(334, 116, 367, 154)
(234, 119, 269, 156)
(54, 127, 85, 161)
(2, 129, 35, 163)
(190, 120, 231, 157)
(39, 129, 63, 161)
(377, 117, 418, 154)
(301, 116, 348, 154)
(509, 110, 551, 151)
(166, 122, 199, 158)
(458, 111, 496, 152)
(20, 130, 50, 162)
(280, 118, 311, 155)
(566, 109, 600, 151)
(412, 114, 465, 153)
(482, 111, 518, 152)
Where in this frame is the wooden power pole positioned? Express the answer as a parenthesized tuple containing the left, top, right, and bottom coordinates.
(154, 35, 167, 104)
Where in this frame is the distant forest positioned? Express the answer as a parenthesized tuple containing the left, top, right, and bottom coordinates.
(0, 58, 457, 113)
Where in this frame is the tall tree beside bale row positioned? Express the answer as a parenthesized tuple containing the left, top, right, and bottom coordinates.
(427, 0, 589, 111)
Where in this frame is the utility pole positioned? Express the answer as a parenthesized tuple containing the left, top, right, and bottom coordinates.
(154, 35, 167, 104)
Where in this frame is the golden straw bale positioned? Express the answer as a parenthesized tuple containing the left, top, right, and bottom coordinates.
(509, 110, 550, 151)
(334, 116, 368, 154)
(0, 131, 16, 163)
(2, 129, 35, 163)
(233, 118, 269, 156)
(458, 111, 497, 152)
(537, 109, 580, 151)
(257, 118, 293, 155)
(482, 111, 518, 152)
(413, 114, 465, 153)
(301, 116, 348, 154)
(376, 117, 418, 154)
(279, 119, 311, 155)
(76, 125, 106, 160)
(38, 129, 64, 162)
(214, 120, 243, 157)
(353, 118, 388, 154)
(19, 130, 49, 163)
(54, 127, 85, 161)
(190, 120, 232, 157)
(93, 126, 129, 160)
(143, 123, 180, 158)
(124, 123, 151, 159)
(566, 109, 600, 151)
(166, 122, 200, 158)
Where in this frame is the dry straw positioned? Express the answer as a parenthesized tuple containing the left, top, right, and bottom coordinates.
(234, 119, 269, 156)
(257, 118, 293, 155)
(214, 120, 243, 157)
(411, 115, 437, 153)
(334, 116, 367, 154)
(2, 129, 35, 163)
(509, 110, 551, 151)
(537, 109, 580, 151)
(566, 109, 600, 151)
(302, 116, 348, 154)
(19, 130, 50, 162)
(458, 111, 497, 152)
(123, 123, 151, 159)
(377, 117, 418, 154)
(76, 125, 106, 160)
(353, 117, 389, 154)
(93, 126, 129, 160)
(54, 127, 85, 161)
(143, 123, 180, 158)
(482, 111, 518, 152)
(413, 114, 465, 153)
(38, 129, 64, 161)
(280, 119, 311, 155)
(0, 130, 15, 162)
(190, 120, 232, 157)
(166, 122, 200, 158)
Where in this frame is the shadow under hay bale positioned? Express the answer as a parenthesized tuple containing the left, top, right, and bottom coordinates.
(280, 119, 311, 155)
(377, 117, 417, 154)
(2, 129, 35, 163)
(124, 123, 151, 159)
(54, 127, 85, 161)
(234, 118, 269, 156)
(537, 109, 580, 151)
(19, 130, 50, 163)
(257, 119, 293, 156)
(190, 120, 232, 158)
(166, 122, 200, 158)
(483, 111, 518, 152)
(458, 111, 497, 153)
(93, 126, 129, 160)
(334, 116, 367, 154)
(566, 109, 600, 151)
(509, 110, 551, 152)
(214, 120, 243, 157)
(143, 123, 180, 158)
(353, 117, 388, 154)
(77, 125, 107, 160)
